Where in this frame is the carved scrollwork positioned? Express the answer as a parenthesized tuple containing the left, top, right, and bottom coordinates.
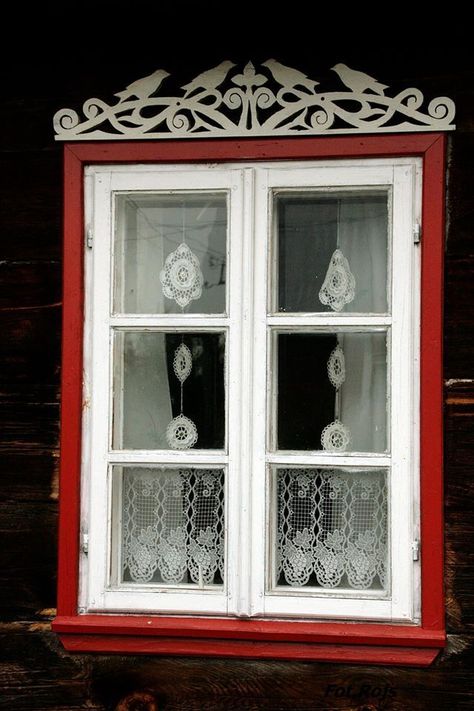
(53, 60, 456, 141)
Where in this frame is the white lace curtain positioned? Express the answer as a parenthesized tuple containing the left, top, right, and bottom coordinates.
(277, 468, 387, 589)
(337, 199, 387, 452)
(122, 468, 225, 586)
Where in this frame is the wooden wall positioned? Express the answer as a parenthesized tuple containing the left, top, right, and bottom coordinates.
(1, 16, 473, 710)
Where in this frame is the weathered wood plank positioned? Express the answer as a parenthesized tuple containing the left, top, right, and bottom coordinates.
(0, 306, 61, 393)
(87, 635, 474, 711)
(0, 623, 96, 710)
(444, 257, 474, 379)
(0, 261, 61, 311)
(445, 380, 474, 633)
(0, 51, 473, 711)
(1, 624, 474, 711)
(0, 451, 58, 502)
(0, 503, 58, 620)
(0, 151, 62, 260)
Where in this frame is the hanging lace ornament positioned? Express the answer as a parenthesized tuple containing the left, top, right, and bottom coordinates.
(319, 248, 356, 312)
(166, 341, 199, 448)
(321, 419, 351, 451)
(166, 414, 198, 449)
(173, 343, 192, 383)
(160, 242, 203, 308)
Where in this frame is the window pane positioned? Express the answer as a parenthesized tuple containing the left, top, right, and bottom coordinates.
(275, 331, 387, 452)
(275, 192, 388, 313)
(114, 193, 227, 314)
(273, 468, 388, 592)
(113, 331, 225, 450)
(114, 467, 225, 587)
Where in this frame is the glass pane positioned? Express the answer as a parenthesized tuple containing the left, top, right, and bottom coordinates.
(114, 193, 227, 314)
(275, 192, 388, 313)
(273, 467, 388, 592)
(115, 466, 225, 587)
(113, 331, 225, 450)
(275, 331, 387, 452)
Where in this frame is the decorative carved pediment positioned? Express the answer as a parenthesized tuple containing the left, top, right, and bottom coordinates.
(54, 59, 455, 140)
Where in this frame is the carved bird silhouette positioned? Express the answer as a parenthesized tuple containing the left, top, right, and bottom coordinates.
(114, 69, 170, 102)
(262, 58, 319, 92)
(331, 63, 387, 95)
(181, 61, 236, 96)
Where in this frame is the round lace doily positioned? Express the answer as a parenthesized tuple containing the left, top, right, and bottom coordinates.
(321, 419, 351, 451)
(166, 414, 198, 449)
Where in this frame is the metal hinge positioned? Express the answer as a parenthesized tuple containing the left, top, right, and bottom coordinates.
(86, 228, 93, 249)
(413, 223, 421, 244)
(81, 532, 89, 555)
(412, 539, 420, 561)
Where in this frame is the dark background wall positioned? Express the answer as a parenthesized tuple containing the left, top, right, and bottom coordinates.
(1, 7, 473, 709)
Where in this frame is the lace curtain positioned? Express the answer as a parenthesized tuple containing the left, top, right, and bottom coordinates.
(337, 199, 388, 452)
(122, 468, 225, 586)
(277, 468, 387, 590)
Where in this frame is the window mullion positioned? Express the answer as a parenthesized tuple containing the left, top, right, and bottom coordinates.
(240, 167, 268, 618)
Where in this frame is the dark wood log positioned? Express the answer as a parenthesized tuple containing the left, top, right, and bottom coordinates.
(445, 380, 474, 633)
(0, 151, 62, 260)
(1, 624, 474, 711)
(0, 503, 58, 620)
(0, 37, 473, 710)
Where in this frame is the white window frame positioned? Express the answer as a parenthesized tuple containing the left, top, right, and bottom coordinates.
(79, 158, 421, 625)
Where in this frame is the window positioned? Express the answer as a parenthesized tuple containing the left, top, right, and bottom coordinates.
(54, 136, 445, 665)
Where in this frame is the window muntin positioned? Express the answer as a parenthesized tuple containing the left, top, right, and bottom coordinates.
(82, 159, 420, 623)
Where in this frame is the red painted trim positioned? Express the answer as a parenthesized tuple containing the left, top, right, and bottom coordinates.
(55, 133, 446, 659)
(65, 133, 441, 165)
(52, 615, 445, 648)
(57, 147, 84, 616)
(420, 134, 446, 630)
(58, 634, 440, 666)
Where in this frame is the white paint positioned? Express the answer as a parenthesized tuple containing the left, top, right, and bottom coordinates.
(81, 158, 421, 623)
(54, 60, 456, 141)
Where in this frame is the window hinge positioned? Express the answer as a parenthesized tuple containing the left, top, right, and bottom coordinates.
(81, 533, 89, 555)
(413, 222, 421, 244)
(412, 539, 420, 561)
(86, 228, 93, 249)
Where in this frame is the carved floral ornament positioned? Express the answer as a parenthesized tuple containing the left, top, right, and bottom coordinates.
(53, 59, 456, 141)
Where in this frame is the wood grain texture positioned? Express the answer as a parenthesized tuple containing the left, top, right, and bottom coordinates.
(0, 38, 473, 710)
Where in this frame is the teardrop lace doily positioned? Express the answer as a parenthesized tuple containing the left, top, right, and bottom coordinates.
(327, 344, 346, 389)
(173, 343, 192, 383)
(160, 242, 204, 308)
(319, 248, 356, 312)
(277, 468, 387, 589)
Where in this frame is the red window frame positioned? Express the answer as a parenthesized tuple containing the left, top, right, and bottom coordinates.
(53, 134, 445, 665)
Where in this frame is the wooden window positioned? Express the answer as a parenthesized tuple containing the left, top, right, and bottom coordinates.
(53, 135, 446, 665)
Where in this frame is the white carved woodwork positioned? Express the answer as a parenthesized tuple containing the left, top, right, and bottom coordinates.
(54, 60, 455, 141)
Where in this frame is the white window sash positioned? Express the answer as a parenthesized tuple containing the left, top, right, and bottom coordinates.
(80, 159, 421, 623)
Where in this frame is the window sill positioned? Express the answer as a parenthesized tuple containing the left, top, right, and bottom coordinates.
(53, 615, 445, 666)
